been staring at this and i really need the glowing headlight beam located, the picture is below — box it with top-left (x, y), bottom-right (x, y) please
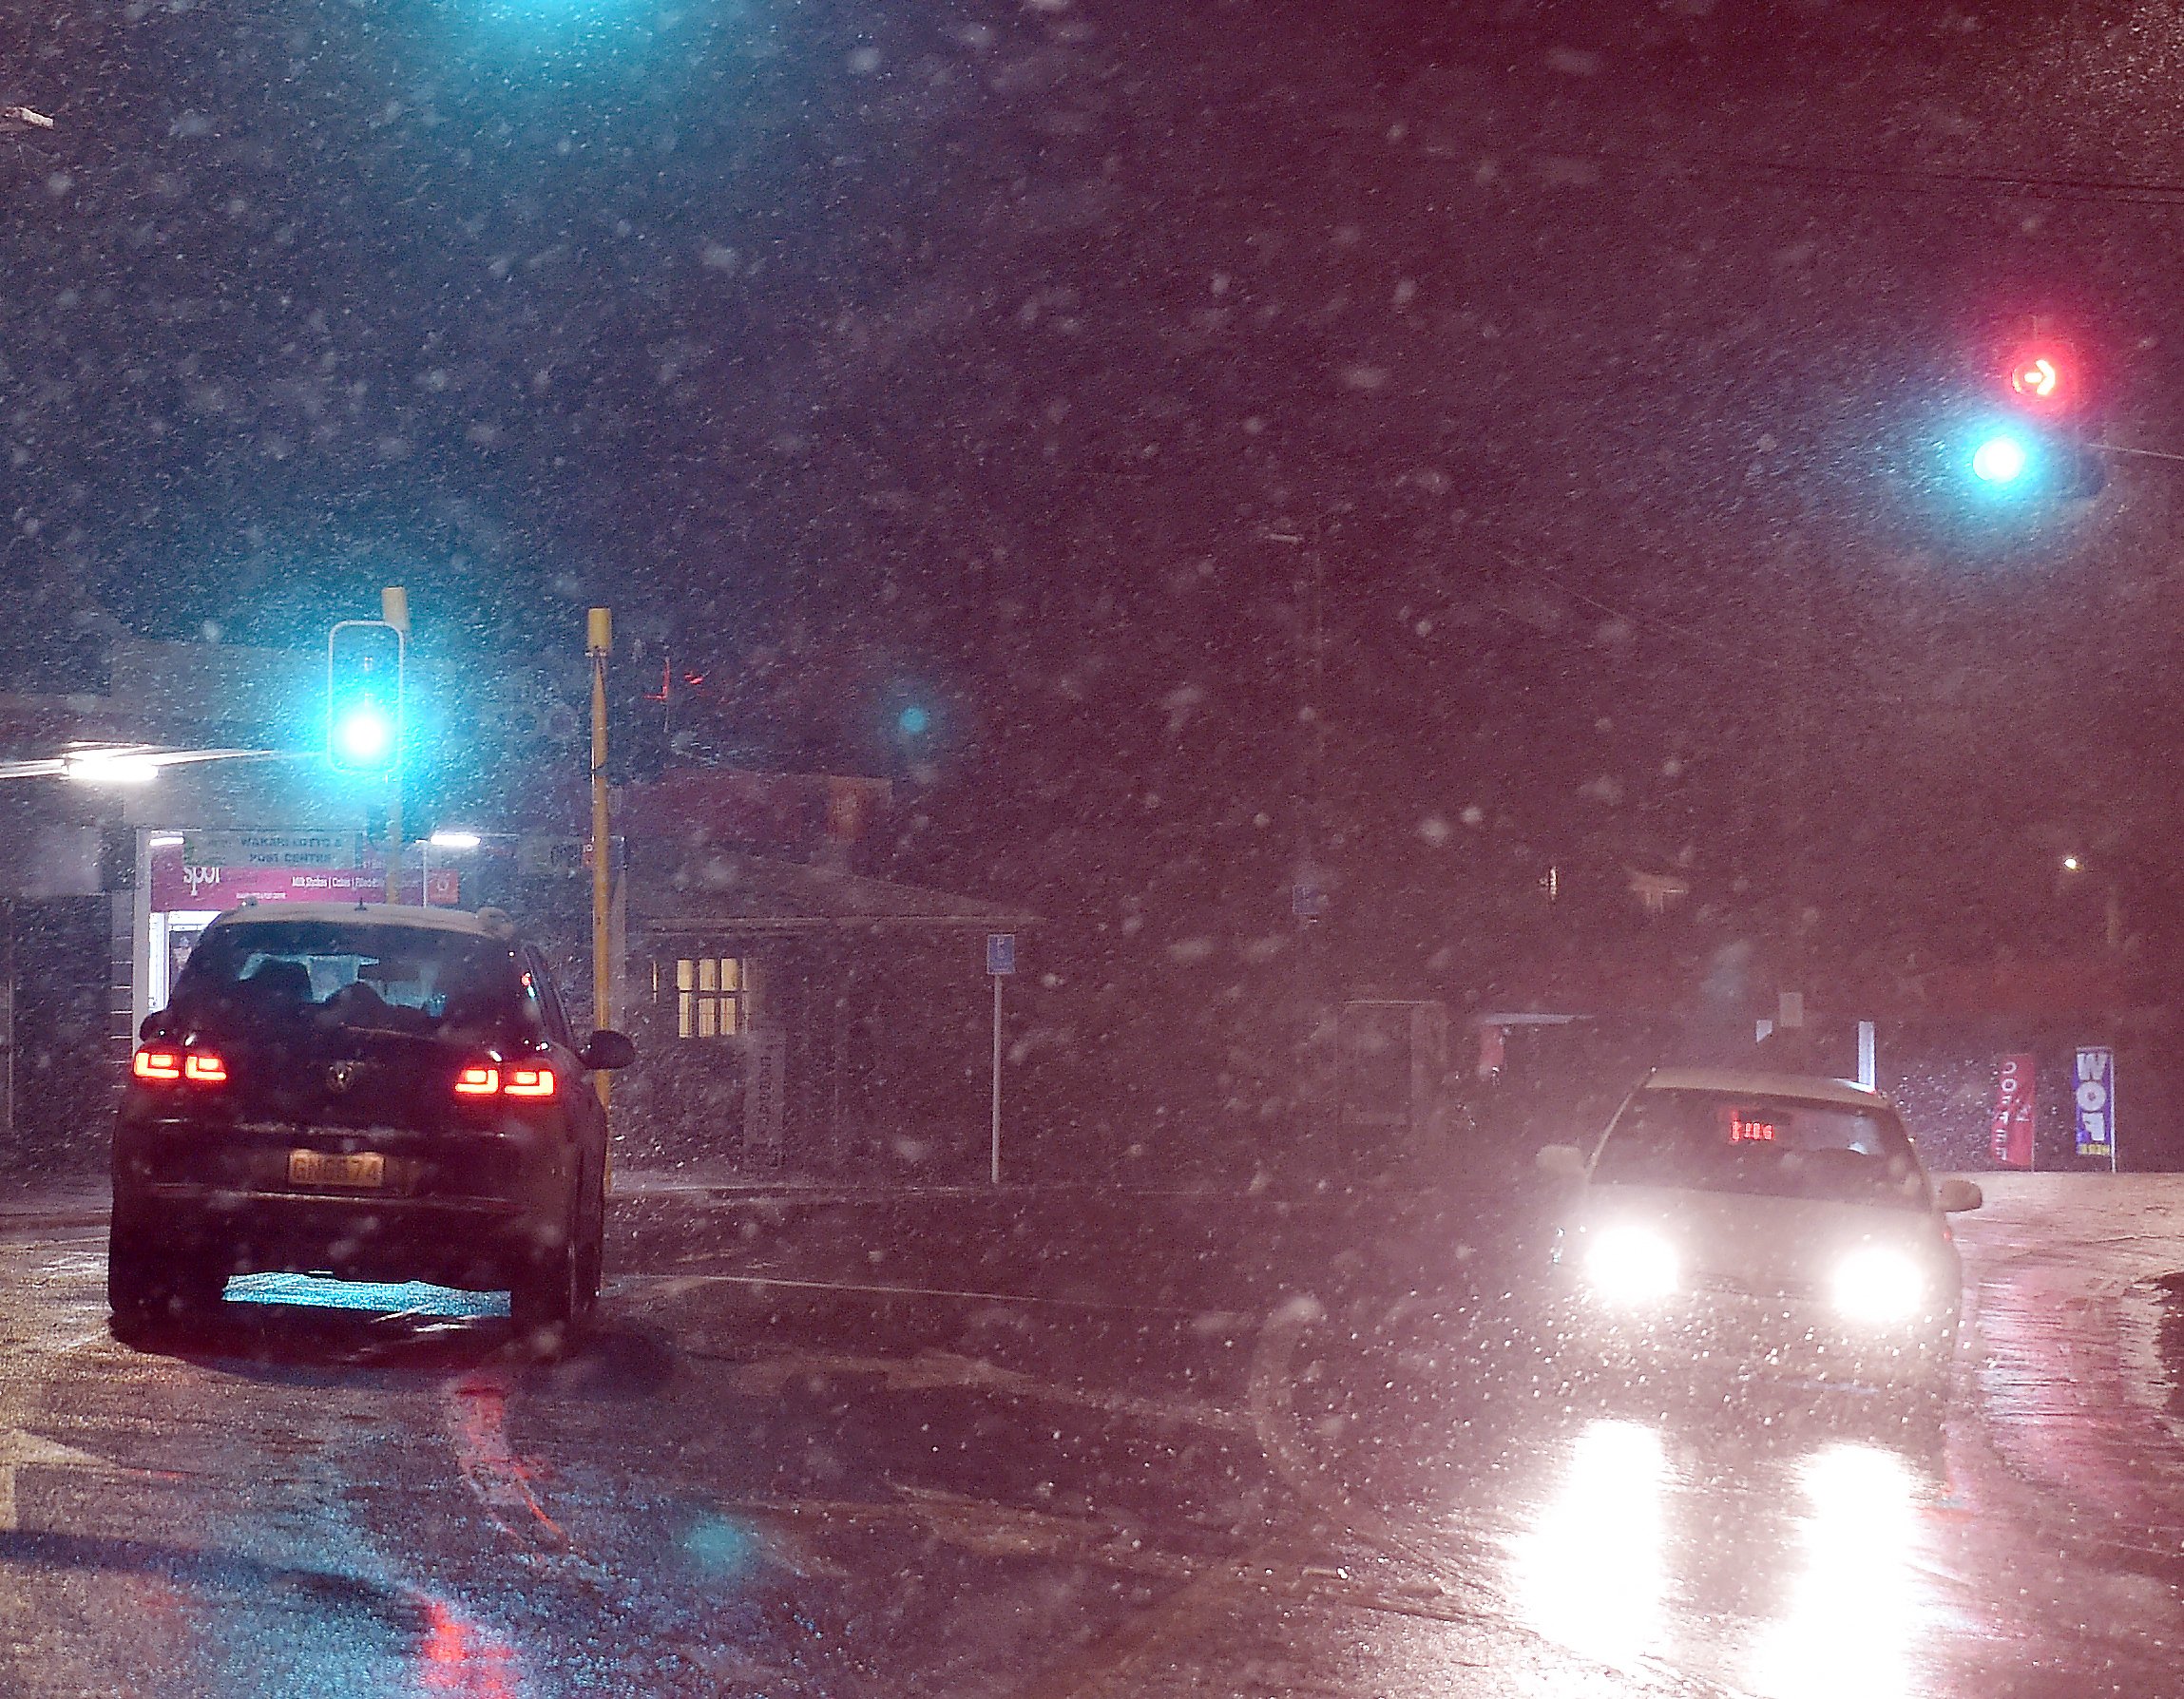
top-left (1831, 1247), bottom-right (1926, 1326)
top-left (1582, 1225), bottom-right (1679, 1305)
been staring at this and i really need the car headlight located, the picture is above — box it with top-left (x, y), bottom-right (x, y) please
top-left (1831, 1248), bottom-right (1926, 1326)
top-left (1582, 1225), bottom-right (1679, 1305)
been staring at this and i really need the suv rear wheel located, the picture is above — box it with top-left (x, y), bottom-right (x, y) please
top-left (575, 1185), bottom-right (603, 1317)
top-left (108, 1228), bottom-right (226, 1340)
top-left (509, 1194), bottom-right (584, 1359)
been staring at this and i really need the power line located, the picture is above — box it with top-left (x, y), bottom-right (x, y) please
top-left (1386, 137), bottom-right (2184, 212)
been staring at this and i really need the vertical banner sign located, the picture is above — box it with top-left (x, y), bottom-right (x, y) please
top-left (1990, 1054), bottom-right (2036, 1170)
top-left (2074, 1047), bottom-right (2116, 1161)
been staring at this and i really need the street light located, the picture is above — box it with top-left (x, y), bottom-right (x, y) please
top-left (63, 754), bottom-right (160, 786)
top-left (429, 830), bottom-right (481, 851)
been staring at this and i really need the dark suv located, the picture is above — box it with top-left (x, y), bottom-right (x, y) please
top-left (111, 903), bottom-right (634, 1353)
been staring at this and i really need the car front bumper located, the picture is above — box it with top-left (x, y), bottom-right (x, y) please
top-left (1546, 1288), bottom-right (1959, 1396)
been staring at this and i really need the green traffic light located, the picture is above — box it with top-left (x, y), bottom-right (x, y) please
top-left (1972, 433), bottom-right (2031, 485)
top-left (334, 701), bottom-right (394, 767)
top-left (327, 619), bottom-right (405, 776)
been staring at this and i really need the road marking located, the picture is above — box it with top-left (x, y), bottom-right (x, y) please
top-left (0, 1427), bottom-right (125, 1531)
top-left (711, 1346), bottom-right (1255, 1434)
top-left (623, 1269), bottom-right (1252, 1325)
top-left (735, 1486), bottom-right (1485, 1625)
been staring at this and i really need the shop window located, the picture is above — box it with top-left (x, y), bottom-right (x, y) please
top-left (672, 956), bottom-right (745, 1040)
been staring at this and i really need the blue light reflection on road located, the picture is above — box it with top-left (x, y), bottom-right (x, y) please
top-left (224, 1274), bottom-right (509, 1318)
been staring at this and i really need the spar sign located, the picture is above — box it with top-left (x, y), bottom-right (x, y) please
top-left (1990, 1054), bottom-right (2036, 1171)
top-left (2074, 1047), bottom-right (2117, 1164)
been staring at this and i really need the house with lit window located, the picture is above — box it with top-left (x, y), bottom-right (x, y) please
top-left (614, 825), bottom-right (1038, 1178)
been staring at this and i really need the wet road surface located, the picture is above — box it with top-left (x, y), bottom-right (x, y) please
top-left (0, 1171), bottom-right (2176, 1694)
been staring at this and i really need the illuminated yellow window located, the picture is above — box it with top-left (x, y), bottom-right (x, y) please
top-left (672, 957), bottom-right (743, 1040)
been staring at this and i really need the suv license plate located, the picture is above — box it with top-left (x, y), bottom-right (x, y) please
top-left (288, 1151), bottom-right (385, 1190)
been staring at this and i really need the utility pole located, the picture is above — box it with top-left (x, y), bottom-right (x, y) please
top-left (381, 587), bottom-right (409, 905)
top-left (588, 608), bottom-right (612, 1112)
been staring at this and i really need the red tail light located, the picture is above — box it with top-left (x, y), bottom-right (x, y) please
top-left (133, 1046), bottom-right (224, 1085)
top-left (453, 1065), bottom-right (500, 1098)
top-left (133, 1048), bottom-right (182, 1082)
top-left (503, 1066), bottom-right (556, 1099)
top-left (453, 1061), bottom-right (555, 1100)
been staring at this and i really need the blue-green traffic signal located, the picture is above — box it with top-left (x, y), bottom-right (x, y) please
top-left (334, 700), bottom-right (395, 766)
top-left (1971, 432), bottom-right (2031, 485)
top-left (327, 619), bottom-right (404, 776)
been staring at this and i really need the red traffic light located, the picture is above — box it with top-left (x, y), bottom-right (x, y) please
top-left (2002, 338), bottom-right (2080, 412)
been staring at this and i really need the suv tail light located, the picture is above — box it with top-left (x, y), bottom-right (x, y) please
top-left (452, 1062), bottom-right (557, 1100)
top-left (503, 1066), bottom-right (556, 1099)
top-left (132, 1048), bottom-right (182, 1081)
top-left (134, 1045), bottom-right (225, 1086)
top-left (453, 1065), bottom-right (500, 1097)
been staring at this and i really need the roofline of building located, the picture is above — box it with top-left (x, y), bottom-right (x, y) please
top-left (641, 914), bottom-right (1042, 933)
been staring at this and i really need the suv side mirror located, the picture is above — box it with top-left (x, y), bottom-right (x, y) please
top-left (580, 1030), bottom-right (636, 1071)
top-left (1935, 1177), bottom-right (1983, 1213)
top-left (1536, 1143), bottom-right (1588, 1183)
top-left (139, 1013), bottom-right (162, 1040)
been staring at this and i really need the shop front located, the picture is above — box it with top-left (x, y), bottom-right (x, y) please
top-left (136, 831), bottom-right (462, 1032)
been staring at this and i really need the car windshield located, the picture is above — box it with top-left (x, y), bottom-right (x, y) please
top-left (169, 922), bottom-right (541, 1043)
top-left (1591, 1089), bottom-right (1928, 1209)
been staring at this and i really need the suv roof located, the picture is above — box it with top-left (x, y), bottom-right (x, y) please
top-left (204, 903), bottom-right (518, 940)
top-left (1641, 1067), bottom-right (1890, 1111)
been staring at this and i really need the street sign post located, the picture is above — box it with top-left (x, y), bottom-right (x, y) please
top-left (987, 933), bottom-right (1015, 1186)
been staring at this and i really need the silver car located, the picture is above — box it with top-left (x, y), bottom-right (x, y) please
top-left (1538, 1068), bottom-right (1984, 1407)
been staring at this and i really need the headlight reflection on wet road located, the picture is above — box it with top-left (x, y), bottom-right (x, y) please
top-left (1505, 1423), bottom-right (1933, 1694)
top-left (1506, 1419), bottom-right (1669, 1671)
top-left (1750, 1443), bottom-right (1924, 1699)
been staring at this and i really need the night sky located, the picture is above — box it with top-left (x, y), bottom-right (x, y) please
top-left (9, 1), bottom-right (2184, 1104)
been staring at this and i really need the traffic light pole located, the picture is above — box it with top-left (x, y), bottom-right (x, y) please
top-left (588, 608), bottom-right (612, 1114)
top-left (381, 588), bottom-right (409, 906)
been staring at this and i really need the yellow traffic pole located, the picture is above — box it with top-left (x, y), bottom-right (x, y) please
top-left (588, 607), bottom-right (612, 1114)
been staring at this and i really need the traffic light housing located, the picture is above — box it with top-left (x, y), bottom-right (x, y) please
top-left (1966, 327), bottom-right (2099, 499)
top-left (327, 620), bottom-right (404, 776)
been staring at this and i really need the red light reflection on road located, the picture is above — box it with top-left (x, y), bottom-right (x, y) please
top-left (415, 1597), bottom-right (521, 1699)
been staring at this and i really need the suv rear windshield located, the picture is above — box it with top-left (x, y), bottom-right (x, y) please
top-left (169, 921), bottom-right (544, 1045)
top-left (1591, 1088), bottom-right (1928, 1210)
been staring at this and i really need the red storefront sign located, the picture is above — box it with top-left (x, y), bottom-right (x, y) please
top-left (1989, 1053), bottom-right (2036, 1171)
top-left (150, 846), bottom-right (457, 911)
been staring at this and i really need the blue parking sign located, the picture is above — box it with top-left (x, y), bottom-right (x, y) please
top-left (987, 932), bottom-right (1016, 976)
